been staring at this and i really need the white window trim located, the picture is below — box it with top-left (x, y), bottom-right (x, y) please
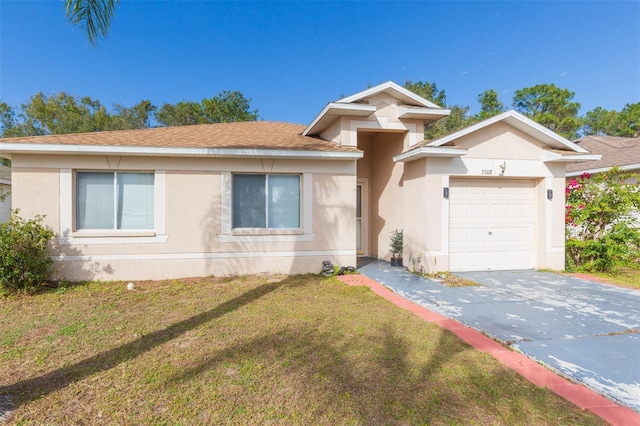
top-left (58, 169), bottom-right (168, 245)
top-left (219, 172), bottom-right (315, 242)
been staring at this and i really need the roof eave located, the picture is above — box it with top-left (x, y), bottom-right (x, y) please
top-left (0, 143), bottom-right (363, 160)
top-left (566, 163), bottom-right (640, 177)
top-left (397, 106), bottom-right (451, 121)
top-left (393, 147), bottom-right (468, 163)
top-left (302, 103), bottom-right (376, 136)
top-left (543, 151), bottom-right (602, 163)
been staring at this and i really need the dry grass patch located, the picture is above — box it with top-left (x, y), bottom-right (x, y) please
top-left (0, 275), bottom-right (605, 425)
top-left (425, 272), bottom-right (480, 287)
top-left (588, 266), bottom-right (640, 289)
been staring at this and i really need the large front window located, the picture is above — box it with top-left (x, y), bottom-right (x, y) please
top-left (76, 171), bottom-right (154, 230)
top-left (232, 174), bottom-right (300, 229)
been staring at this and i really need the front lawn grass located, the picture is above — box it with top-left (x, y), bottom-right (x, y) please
top-left (0, 275), bottom-right (606, 425)
top-left (572, 266), bottom-right (640, 289)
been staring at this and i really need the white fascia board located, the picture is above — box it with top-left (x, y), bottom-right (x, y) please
top-left (427, 110), bottom-right (588, 153)
top-left (393, 147), bottom-right (468, 162)
top-left (397, 107), bottom-right (451, 120)
top-left (302, 102), bottom-right (376, 136)
top-left (566, 163), bottom-right (640, 177)
top-left (0, 142), bottom-right (363, 160)
top-left (542, 150), bottom-right (601, 163)
top-left (0, 179), bottom-right (11, 186)
top-left (338, 81), bottom-right (442, 109)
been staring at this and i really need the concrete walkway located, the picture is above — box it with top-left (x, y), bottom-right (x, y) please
top-left (350, 260), bottom-right (640, 425)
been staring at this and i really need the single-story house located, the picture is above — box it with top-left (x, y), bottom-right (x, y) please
top-left (566, 135), bottom-right (640, 179)
top-left (0, 164), bottom-right (11, 222)
top-left (0, 81), bottom-right (599, 281)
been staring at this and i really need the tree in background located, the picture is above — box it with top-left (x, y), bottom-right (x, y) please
top-left (156, 91), bottom-right (259, 127)
top-left (565, 168), bottom-right (640, 272)
top-left (404, 80), bottom-right (477, 141)
top-left (110, 100), bottom-right (156, 130)
top-left (476, 89), bottom-right (505, 121)
top-left (0, 90), bottom-right (259, 137)
top-left (581, 103), bottom-right (640, 137)
top-left (581, 106), bottom-right (619, 136)
top-left (512, 84), bottom-right (582, 139)
top-left (64, 0), bottom-right (119, 45)
top-left (155, 101), bottom-right (204, 127)
top-left (403, 80), bottom-right (447, 107)
top-left (0, 92), bottom-right (155, 137)
top-left (616, 103), bottom-right (640, 137)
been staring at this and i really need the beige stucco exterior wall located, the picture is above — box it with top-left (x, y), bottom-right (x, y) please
top-left (9, 154), bottom-right (357, 281)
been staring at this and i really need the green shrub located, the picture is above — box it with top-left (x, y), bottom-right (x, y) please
top-left (0, 210), bottom-right (55, 294)
top-left (565, 168), bottom-right (640, 272)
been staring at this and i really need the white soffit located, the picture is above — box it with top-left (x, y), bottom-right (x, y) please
top-left (427, 110), bottom-right (589, 153)
top-left (393, 146), bottom-right (467, 162)
top-left (302, 103), bottom-right (376, 136)
top-left (543, 151), bottom-right (602, 163)
top-left (0, 142), bottom-right (364, 160)
top-left (397, 106), bottom-right (451, 120)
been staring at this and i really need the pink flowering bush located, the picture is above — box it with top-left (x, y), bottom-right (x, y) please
top-left (565, 168), bottom-right (640, 271)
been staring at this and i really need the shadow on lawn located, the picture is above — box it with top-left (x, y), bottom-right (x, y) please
top-left (166, 320), bottom-right (517, 424)
top-left (0, 279), bottom-right (292, 410)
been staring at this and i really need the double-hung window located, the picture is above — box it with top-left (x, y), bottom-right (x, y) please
top-left (76, 171), bottom-right (154, 230)
top-left (232, 174), bottom-right (300, 229)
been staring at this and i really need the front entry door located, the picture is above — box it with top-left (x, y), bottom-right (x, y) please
top-left (356, 180), bottom-right (368, 256)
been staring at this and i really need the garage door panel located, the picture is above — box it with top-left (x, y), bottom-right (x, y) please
top-left (450, 179), bottom-right (535, 271)
top-left (468, 205), bottom-right (489, 220)
top-left (489, 204), bottom-right (511, 219)
top-left (467, 229), bottom-right (490, 244)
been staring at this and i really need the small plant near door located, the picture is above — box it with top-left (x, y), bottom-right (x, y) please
top-left (389, 229), bottom-right (403, 267)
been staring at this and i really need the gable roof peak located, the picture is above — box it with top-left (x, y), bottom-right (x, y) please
top-left (337, 81), bottom-right (443, 109)
top-left (426, 109), bottom-right (589, 153)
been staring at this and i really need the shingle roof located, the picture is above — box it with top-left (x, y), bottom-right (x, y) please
top-left (566, 136), bottom-right (640, 173)
top-left (0, 121), bottom-right (358, 153)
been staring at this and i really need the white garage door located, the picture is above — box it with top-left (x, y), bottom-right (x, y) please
top-left (449, 178), bottom-right (535, 271)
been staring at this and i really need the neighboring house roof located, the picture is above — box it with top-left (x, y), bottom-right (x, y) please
top-left (0, 121), bottom-right (362, 160)
top-left (394, 110), bottom-right (601, 163)
top-left (303, 81), bottom-right (450, 136)
top-left (566, 135), bottom-right (640, 177)
top-left (0, 164), bottom-right (10, 185)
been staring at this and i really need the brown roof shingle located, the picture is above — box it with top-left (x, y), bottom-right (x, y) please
top-left (567, 136), bottom-right (640, 173)
top-left (0, 121), bottom-right (358, 153)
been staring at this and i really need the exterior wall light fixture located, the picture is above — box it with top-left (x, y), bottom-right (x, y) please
top-left (547, 189), bottom-right (553, 200)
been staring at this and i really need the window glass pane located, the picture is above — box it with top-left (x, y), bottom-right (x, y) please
top-left (77, 172), bottom-right (114, 230)
top-left (117, 172), bottom-right (154, 229)
top-left (233, 175), bottom-right (266, 228)
top-left (268, 175), bottom-right (300, 228)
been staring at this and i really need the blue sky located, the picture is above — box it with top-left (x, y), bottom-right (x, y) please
top-left (1, 1), bottom-right (638, 125)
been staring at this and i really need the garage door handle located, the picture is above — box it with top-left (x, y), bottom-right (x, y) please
top-left (488, 231), bottom-right (493, 236)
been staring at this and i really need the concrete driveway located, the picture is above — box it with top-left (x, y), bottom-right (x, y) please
top-left (358, 261), bottom-right (640, 412)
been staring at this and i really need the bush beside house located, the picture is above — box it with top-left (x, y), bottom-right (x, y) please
top-left (565, 167), bottom-right (640, 272)
top-left (0, 210), bottom-right (54, 294)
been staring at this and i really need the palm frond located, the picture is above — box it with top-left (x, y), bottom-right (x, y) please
top-left (63, 0), bottom-right (119, 45)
